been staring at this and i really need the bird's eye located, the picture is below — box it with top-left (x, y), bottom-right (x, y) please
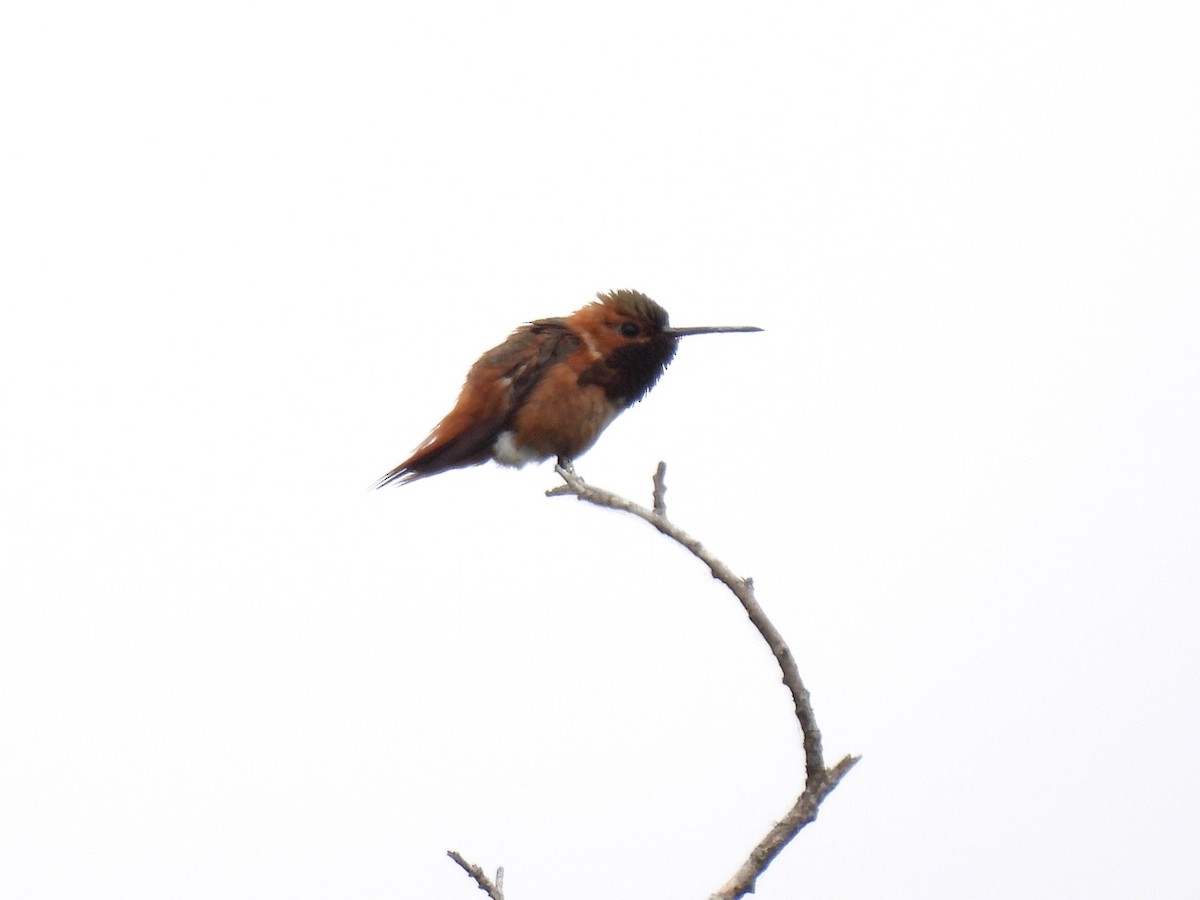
top-left (619, 321), bottom-right (640, 338)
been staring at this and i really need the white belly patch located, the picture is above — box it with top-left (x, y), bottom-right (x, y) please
top-left (492, 431), bottom-right (547, 468)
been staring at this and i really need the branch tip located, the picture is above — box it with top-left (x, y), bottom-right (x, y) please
top-left (447, 850), bottom-right (504, 900)
top-left (652, 461), bottom-right (668, 517)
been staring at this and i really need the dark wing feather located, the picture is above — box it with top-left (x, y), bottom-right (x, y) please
top-left (373, 320), bottom-right (581, 487)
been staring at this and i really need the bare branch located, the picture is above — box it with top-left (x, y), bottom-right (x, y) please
top-left (447, 850), bottom-right (505, 900)
top-left (548, 462), bottom-right (859, 899)
top-left (549, 463), bottom-right (829, 780)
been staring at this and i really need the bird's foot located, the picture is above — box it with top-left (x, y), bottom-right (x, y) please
top-left (555, 456), bottom-right (583, 482)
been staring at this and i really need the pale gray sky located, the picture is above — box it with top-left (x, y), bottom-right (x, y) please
top-left (2, 2), bottom-right (1198, 898)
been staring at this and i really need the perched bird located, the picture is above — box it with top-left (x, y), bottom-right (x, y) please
top-left (374, 289), bottom-right (761, 487)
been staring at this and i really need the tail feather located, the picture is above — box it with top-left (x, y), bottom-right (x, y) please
top-left (371, 467), bottom-right (420, 489)
top-left (372, 417), bottom-right (504, 488)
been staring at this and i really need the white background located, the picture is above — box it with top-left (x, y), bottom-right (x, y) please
top-left (3, 2), bottom-right (1198, 898)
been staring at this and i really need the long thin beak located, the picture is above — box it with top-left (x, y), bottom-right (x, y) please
top-left (665, 325), bottom-right (763, 336)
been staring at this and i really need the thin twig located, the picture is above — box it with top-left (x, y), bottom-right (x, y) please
top-left (548, 462), bottom-right (859, 900)
top-left (447, 850), bottom-right (504, 900)
top-left (652, 460), bottom-right (668, 517)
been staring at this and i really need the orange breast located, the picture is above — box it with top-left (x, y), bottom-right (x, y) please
top-left (508, 355), bottom-right (619, 459)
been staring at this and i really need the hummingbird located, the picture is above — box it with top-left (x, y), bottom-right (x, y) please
top-left (374, 289), bottom-right (761, 487)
